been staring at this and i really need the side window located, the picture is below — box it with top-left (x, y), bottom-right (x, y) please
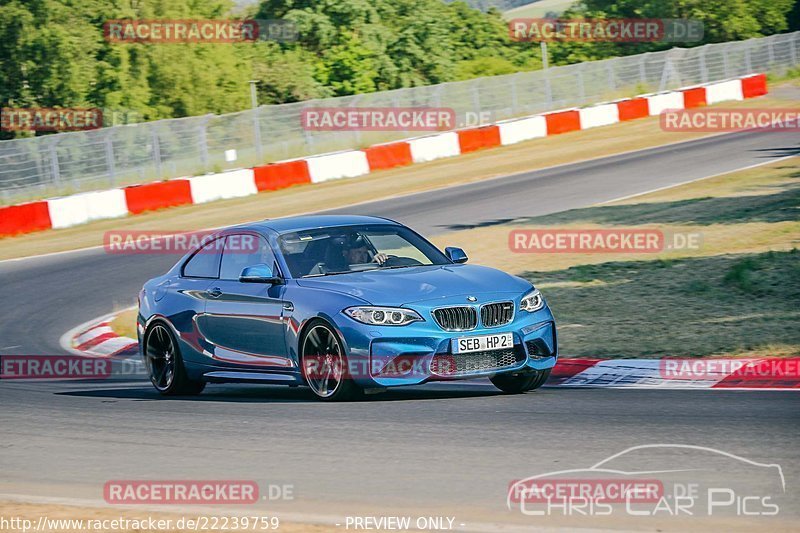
top-left (182, 238), bottom-right (223, 279)
top-left (219, 234), bottom-right (278, 281)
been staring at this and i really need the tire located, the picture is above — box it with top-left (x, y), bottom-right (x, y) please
top-left (143, 322), bottom-right (205, 396)
top-left (490, 368), bottom-right (551, 394)
top-left (300, 320), bottom-right (362, 402)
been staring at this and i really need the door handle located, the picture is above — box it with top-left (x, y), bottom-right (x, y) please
top-left (207, 287), bottom-right (223, 298)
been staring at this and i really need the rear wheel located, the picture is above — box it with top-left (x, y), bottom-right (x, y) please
top-left (300, 321), bottom-right (362, 401)
top-left (490, 368), bottom-right (550, 394)
top-left (144, 322), bottom-right (205, 396)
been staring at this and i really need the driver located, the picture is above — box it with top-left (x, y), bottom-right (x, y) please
top-left (340, 234), bottom-right (388, 268)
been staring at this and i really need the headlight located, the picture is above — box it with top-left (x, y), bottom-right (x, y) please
top-left (344, 306), bottom-right (423, 326)
top-left (520, 289), bottom-right (545, 312)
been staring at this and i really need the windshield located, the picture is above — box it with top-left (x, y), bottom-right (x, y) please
top-left (278, 224), bottom-right (450, 278)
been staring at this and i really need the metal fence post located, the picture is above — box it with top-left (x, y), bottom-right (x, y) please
top-left (544, 69), bottom-right (553, 108)
top-left (198, 115), bottom-right (211, 172)
top-left (745, 46), bottom-right (753, 73)
top-left (767, 39), bottom-right (775, 68)
top-left (658, 55), bottom-right (671, 92)
top-left (577, 64), bottom-right (585, 102)
top-left (151, 125), bottom-right (162, 178)
top-left (48, 139), bottom-right (61, 186)
top-left (511, 73), bottom-right (519, 115)
top-left (104, 131), bottom-right (116, 186)
top-left (606, 62), bottom-right (615, 90)
top-left (639, 53), bottom-right (647, 86)
top-left (699, 47), bottom-right (708, 83)
top-left (791, 34), bottom-right (799, 67)
top-left (252, 107), bottom-right (264, 162)
top-left (471, 82), bottom-right (481, 119)
top-left (722, 44), bottom-right (730, 78)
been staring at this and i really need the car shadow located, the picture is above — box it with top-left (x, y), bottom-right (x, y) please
top-left (56, 381), bottom-right (506, 403)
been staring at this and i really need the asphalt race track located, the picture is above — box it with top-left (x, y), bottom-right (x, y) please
top-left (1, 129), bottom-right (799, 528)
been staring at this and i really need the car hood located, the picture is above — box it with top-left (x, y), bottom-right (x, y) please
top-left (295, 264), bottom-right (532, 306)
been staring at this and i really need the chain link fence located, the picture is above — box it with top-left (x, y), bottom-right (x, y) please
top-left (1, 31), bottom-right (798, 204)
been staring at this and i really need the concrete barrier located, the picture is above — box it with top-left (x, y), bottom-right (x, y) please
top-left (364, 142), bottom-right (413, 171)
top-left (705, 79), bottom-right (744, 104)
top-left (0, 202), bottom-right (52, 236)
top-left (457, 125), bottom-right (502, 153)
top-left (578, 103), bottom-right (619, 129)
top-left (124, 180), bottom-right (193, 215)
top-left (306, 150), bottom-right (371, 183)
top-left (409, 132), bottom-right (461, 163)
top-left (617, 98), bottom-right (650, 121)
top-left (682, 87), bottom-right (707, 109)
top-left (254, 160), bottom-right (311, 191)
top-left (47, 195), bottom-right (91, 229)
top-left (83, 189), bottom-right (128, 221)
top-left (498, 116), bottom-right (547, 145)
top-left (646, 91), bottom-right (684, 116)
top-left (189, 169), bottom-right (257, 204)
top-left (741, 74), bottom-right (768, 98)
top-left (545, 110), bottom-right (581, 135)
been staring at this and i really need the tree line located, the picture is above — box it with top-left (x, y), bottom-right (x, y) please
top-left (0, 0), bottom-right (796, 139)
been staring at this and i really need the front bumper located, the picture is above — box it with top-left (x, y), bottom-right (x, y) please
top-left (334, 306), bottom-right (557, 389)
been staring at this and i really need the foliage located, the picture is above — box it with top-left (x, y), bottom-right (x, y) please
top-left (0, 0), bottom-right (796, 139)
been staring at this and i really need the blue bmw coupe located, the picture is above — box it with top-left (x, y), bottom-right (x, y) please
top-left (137, 215), bottom-right (557, 400)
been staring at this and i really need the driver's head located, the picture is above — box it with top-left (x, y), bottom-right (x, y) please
top-left (342, 234), bottom-right (371, 264)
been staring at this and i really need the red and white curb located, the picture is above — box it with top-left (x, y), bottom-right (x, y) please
top-left (550, 358), bottom-right (800, 390)
top-left (60, 308), bottom-right (138, 359)
top-left (62, 310), bottom-right (799, 389)
top-left (1, 74), bottom-right (768, 238)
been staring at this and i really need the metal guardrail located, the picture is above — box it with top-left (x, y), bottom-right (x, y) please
top-left (1, 31), bottom-right (798, 204)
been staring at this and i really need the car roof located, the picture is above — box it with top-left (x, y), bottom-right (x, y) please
top-left (247, 214), bottom-right (401, 234)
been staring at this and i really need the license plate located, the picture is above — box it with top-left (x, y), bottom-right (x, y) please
top-left (453, 332), bottom-right (513, 354)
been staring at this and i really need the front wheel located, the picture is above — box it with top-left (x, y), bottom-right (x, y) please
top-left (490, 368), bottom-right (551, 394)
top-left (300, 321), bottom-right (362, 401)
top-left (143, 322), bottom-right (205, 396)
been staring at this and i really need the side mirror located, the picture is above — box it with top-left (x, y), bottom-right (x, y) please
top-left (445, 247), bottom-right (468, 264)
top-left (239, 264), bottom-right (281, 284)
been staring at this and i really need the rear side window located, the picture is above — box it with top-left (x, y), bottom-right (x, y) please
top-left (219, 234), bottom-right (278, 280)
top-left (182, 238), bottom-right (223, 279)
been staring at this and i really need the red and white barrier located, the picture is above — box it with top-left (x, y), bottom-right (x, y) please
top-left (705, 79), bottom-right (745, 105)
top-left (645, 91), bottom-right (685, 116)
top-left (0, 74), bottom-right (768, 238)
top-left (498, 115), bottom-right (547, 145)
top-left (188, 169), bottom-right (257, 204)
top-left (409, 132), bottom-right (461, 163)
top-left (306, 150), bottom-right (370, 183)
top-left (578, 103), bottom-right (619, 129)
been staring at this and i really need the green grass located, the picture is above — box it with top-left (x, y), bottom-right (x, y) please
top-left (511, 165), bottom-right (800, 358)
top-left (525, 249), bottom-right (800, 358)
